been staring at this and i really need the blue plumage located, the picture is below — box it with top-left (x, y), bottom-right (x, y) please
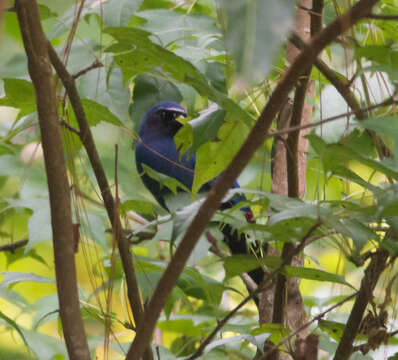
top-left (136, 101), bottom-right (197, 209)
top-left (135, 101), bottom-right (263, 284)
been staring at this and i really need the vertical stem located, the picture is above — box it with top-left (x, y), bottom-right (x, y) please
top-left (15, 1), bottom-right (89, 359)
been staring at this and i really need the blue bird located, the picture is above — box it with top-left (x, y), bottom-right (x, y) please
top-left (135, 101), bottom-right (263, 284)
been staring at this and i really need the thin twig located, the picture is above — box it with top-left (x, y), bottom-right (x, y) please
top-left (266, 96), bottom-right (397, 141)
top-left (61, 120), bottom-right (81, 136)
top-left (0, 239), bottom-right (28, 252)
top-left (258, 292), bottom-right (359, 360)
top-left (73, 60), bottom-right (103, 79)
top-left (367, 13), bottom-right (398, 20)
top-left (187, 221), bottom-right (323, 360)
top-left (333, 249), bottom-right (390, 360)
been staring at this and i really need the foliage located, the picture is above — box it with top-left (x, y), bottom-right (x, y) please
top-left (0, 0), bottom-right (398, 359)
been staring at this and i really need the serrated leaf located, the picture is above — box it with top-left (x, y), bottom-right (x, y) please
top-left (137, 9), bottom-right (219, 47)
top-left (141, 163), bottom-right (191, 197)
top-left (101, 0), bottom-right (143, 27)
top-left (104, 27), bottom-right (252, 126)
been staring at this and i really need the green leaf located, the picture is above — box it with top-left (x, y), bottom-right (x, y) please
top-left (81, 98), bottom-right (122, 126)
top-left (308, 134), bottom-right (398, 179)
top-left (101, 0), bottom-right (143, 27)
top-left (269, 202), bottom-right (330, 224)
top-left (157, 318), bottom-right (202, 337)
top-left (250, 323), bottom-right (290, 344)
top-left (355, 45), bottom-right (398, 66)
top-left (141, 163), bottom-right (191, 196)
top-left (361, 116), bottom-right (398, 141)
top-left (332, 165), bottom-right (378, 192)
top-left (180, 104), bottom-right (226, 157)
top-left (177, 267), bottom-right (225, 305)
top-left (0, 310), bottom-right (29, 349)
top-left (120, 198), bottom-right (154, 215)
top-left (361, 116), bottom-right (398, 166)
top-left (319, 319), bottom-right (346, 341)
top-left (282, 266), bottom-right (353, 288)
top-left (0, 79), bottom-right (36, 118)
top-left (220, 0), bottom-right (295, 86)
top-left (193, 120), bottom-right (248, 194)
top-left (325, 217), bottom-right (377, 253)
top-left (137, 9), bottom-right (220, 47)
top-left (223, 254), bottom-right (281, 279)
top-left (0, 143), bottom-right (16, 156)
top-left (104, 27), bottom-right (253, 126)
top-left (37, 4), bottom-right (58, 20)
top-left (21, 328), bottom-right (67, 360)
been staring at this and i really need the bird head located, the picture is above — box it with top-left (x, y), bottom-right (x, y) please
top-left (139, 101), bottom-right (187, 140)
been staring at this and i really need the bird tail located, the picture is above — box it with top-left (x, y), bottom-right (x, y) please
top-left (221, 222), bottom-right (265, 285)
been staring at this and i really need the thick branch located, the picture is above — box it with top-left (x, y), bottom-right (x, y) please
top-left (127, 2), bottom-right (380, 358)
top-left (15, 1), bottom-right (90, 359)
top-left (333, 249), bottom-right (389, 360)
top-left (270, 2), bottom-right (317, 358)
top-left (47, 45), bottom-right (144, 327)
top-left (290, 33), bottom-right (364, 118)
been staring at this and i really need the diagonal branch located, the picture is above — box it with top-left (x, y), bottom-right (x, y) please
top-left (333, 249), bottom-right (389, 360)
top-left (126, 1), bottom-right (381, 359)
top-left (290, 32), bottom-right (392, 158)
top-left (14, 1), bottom-right (90, 358)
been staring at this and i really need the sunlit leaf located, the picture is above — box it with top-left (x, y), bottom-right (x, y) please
top-left (0, 272), bottom-right (55, 288)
